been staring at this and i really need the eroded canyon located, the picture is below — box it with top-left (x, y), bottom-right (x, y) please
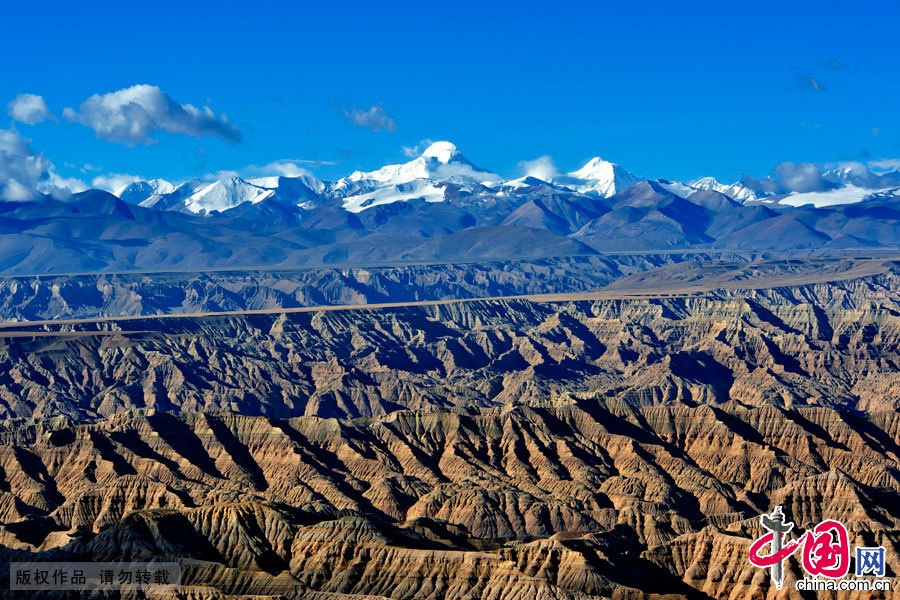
top-left (1, 263), bottom-right (900, 598)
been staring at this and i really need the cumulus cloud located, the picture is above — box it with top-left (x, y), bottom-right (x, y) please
top-left (46, 172), bottom-right (87, 197)
top-left (7, 93), bottom-right (55, 125)
top-left (203, 158), bottom-right (337, 182)
top-left (343, 105), bottom-right (396, 132)
top-left (518, 155), bottom-right (560, 181)
top-left (3, 178), bottom-right (37, 201)
top-left (254, 160), bottom-right (315, 177)
top-left (0, 128), bottom-right (84, 201)
top-left (773, 161), bottom-right (832, 192)
top-left (742, 158), bottom-right (900, 197)
top-left (0, 128), bottom-right (51, 201)
top-left (739, 173), bottom-right (782, 196)
top-left (869, 158), bottom-right (900, 173)
top-left (91, 173), bottom-right (143, 193)
top-left (63, 84), bottom-right (242, 145)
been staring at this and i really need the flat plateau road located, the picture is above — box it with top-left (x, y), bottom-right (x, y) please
top-left (0, 255), bottom-right (897, 335)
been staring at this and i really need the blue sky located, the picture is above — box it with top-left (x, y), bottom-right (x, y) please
top-left (2, 0), bottom-right (899, 188)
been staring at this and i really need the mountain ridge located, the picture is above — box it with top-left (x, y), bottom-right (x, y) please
top-left (3, 141), bottom-right (900, 276)
top-left (104, 141), bottom-right (900, 217)
top-left (3, 179), bottom-right (900, 276)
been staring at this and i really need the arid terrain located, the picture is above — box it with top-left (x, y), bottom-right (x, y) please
top-left (5, 3), bottom-right (900, 597)
top-left (1, 259), bottom-right (899, 598)
top-left (0, 253), bottom-right (756, 323)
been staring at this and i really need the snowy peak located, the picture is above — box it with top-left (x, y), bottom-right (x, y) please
top-left (335, 141), bottom-right (499, 207)
top-left (331, 141), bottom-right (505, 213)
top-left (181, 177), bottom-right (274, 214)
top-left (690, 177), bottom-right (761, 203)
top-left (655, 179), bottom-right (698, 198)
top-left (820, 162), bottom-right (900, 189)
top-left (115, 179), bottom-right (176, 206)
top-left (120, 174), bottom-right (329, 214)
top-left (717, 182), bottom-right (760, 203)
top-left (563, 157), bottom-right (643, 198)
top-left (569, 157), bottom-right (616, 180)
top-left (247, 174), bottom-right (328, 199)
top-left (101, 146), bottom-right (900, 219)
top-left (690, 177), bottom-right (726, 191)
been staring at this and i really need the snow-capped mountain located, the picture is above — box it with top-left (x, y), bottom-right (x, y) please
top-left (823, 163), bottom-right (871, 187)
top-left (342, 179), bottom-right (446, 213)
top-left (136, 179), bottom-right (209, 211)
top-left (334, 141), bottom-right (501, 213)
top-left (175, 177), bottom-right (275, 214)
top-left (126, 174), bottom-right (328, 215)
top-left (503, 157), bottom-right (643, 198)
top-left (247, 174), bottom-right (327, 208)
top-left (104, 141), bottom-right (900, 218)
top-left (563, 157), bottom-right (643, 198)
top-left (336, 142), bottom-right (498, 191)
top-left (656, 179), bottom-right (699, 199)
top-left (115, 178), bottom-right (176, 206)
top-left (8, 143), bottom-right (900, 275)
top-left (821, 163), bottom-right (900, 190)
top-left (247, 174), bottom-right (326, 196)
top-left (689, 177), bottom-right (761, 203)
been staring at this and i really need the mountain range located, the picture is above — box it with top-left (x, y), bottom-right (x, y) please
top-left (116, 141), bottom-right (900, 214)
top-left (4, 142), bottom-right (900, 600)
top-left (2, 141), bottom-right (900, 275)
top-left (118, 141), bottom-right (755, 214)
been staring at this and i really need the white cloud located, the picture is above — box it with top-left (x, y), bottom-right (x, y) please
top-left (7, 93), bottom-right (55, 125)
top-left (257, 160), bottom-right (313, 177)
top-left (343, 105), bottom-right (396, 132)
top-left (45, 172), bottom-right (87, 197)
top-left (204, 169), bottom-right (240, 180)
top-left (202, 158), bottom-right (337, 182)
top-left (2, 178), bottom-right (37, 201)
top-left (823, 160), bottom-right (869, 174)
top-left (64, 84), bottom-right (242, 145)
top-left (773, 161), bottom-right (829, 192)
top-left (0, 128), bottom-right (50, 201)
top-left (518, 155), bottom-right (560, 181)
top-left (91, 173), bottom-right (142, 193)
top-left (868, 158), bottom-right (900, 173)
top-left (0, 128), bottom-right (84, 201)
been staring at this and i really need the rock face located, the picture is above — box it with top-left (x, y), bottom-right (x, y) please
top-left (0, 253), bottom-right (759, 323)
top-left (0, 401), bottom-right (898, 598)
top-left (2, 270), bottom-right (900, 598)
top-left (3, 269), bottom-right (900, 420)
